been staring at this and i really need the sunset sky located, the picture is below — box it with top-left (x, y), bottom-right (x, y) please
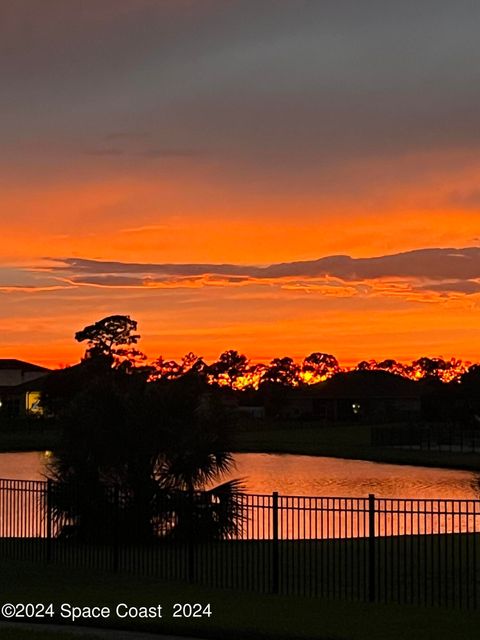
top-left (2, 1), bottom-right (480, 368)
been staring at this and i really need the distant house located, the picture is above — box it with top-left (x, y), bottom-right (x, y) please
top-left (236, 405), bottom-right (266, 420)
top-left (283, 370), bottom-right (422, 423)
top-left (0, 359), bottom-right (50, 417)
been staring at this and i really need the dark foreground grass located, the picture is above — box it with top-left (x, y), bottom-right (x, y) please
top-left (0, 428), bottom-right (60, 454)
top-left (232, 422), bottom-right (480, 471)
top-left (2, 554), bottom-right (480, 640)
top-left (0, 631), bottom-right (104, 640)
top-left (3, 533), bottom-right (479, 606)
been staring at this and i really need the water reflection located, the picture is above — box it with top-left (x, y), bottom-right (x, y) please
top-left (226, 453), bottom-right (480, 500)
top-left (0, 451), bottom-right (48, 481)
top-left (0, 451), bottom-right (479, 500)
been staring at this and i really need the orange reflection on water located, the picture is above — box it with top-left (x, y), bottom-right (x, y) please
top-left (226, 454), bottom-right (480, 500)
top-left (0, 452), bottom-right (478, 500)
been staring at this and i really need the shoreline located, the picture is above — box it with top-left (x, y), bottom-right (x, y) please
top-left (1, 424), bottom-right (480, 474)
top-left (231, 422), bottom-right (480, 473)
top-left (1, 444), bottom-right (479, 476)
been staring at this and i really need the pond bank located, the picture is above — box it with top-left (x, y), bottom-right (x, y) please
top-left (0, 428), bottom-right (60, 454)
top-left (232, 424), bottom-right (480, 472)
top-left (2, 423), bottom-right (480, 473)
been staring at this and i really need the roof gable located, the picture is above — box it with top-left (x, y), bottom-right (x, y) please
top-left (306, 370), bottom-right (420, 399)
top-left (0, 359), bottom-right (50, 372)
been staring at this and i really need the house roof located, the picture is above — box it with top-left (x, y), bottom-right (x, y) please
top-left (0, 359), bottom-right (50, 373)
top-left (303, 370), bottom-right (420, 399)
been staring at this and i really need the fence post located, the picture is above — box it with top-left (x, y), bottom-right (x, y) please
top-left (187, 491), bottom-right (195, 583)
top-left (112, 485), bottom-right (119, 572)
top-left (46, 479), bottom-right (52, 563)
top-left (272, 491), bottom-right (279, 594)
top-left (368, 493), bottom-right (376, 603)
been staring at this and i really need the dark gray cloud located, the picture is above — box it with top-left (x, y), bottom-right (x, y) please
top-left (52, 247), bottom-right (480, 284)
top-left (6, 247), bottom-right (480, 301)
top-left (415, 280), bottom-right (480, 295)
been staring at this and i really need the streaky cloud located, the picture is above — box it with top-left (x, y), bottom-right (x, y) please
top-left (51, 247), bottom-right (480, 282)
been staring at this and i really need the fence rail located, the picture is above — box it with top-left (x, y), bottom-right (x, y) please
top-left (1, 478), bottom-right (479, 608)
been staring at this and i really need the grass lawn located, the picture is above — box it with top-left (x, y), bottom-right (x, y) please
top-left (2, 550), bottom-right (480, 640)
top-left (0, 631), bottom-right (104, 640)
top-left (232, 421), bottom-right (480, 471)
top-left (3, 533), bottom-right (479, 606)
top-left (0, 428), bottom-right (60, 454)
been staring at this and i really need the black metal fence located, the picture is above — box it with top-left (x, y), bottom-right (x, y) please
top-left (1, 478), bottom-right (480, 608)
top-left (372, 424), bottom-right (480, 453)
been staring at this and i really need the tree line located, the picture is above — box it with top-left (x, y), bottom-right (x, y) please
top-left (73, 315), bottom-right (475, 387)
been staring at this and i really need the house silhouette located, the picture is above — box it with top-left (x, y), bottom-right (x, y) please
top-left (0, 359), bottom-right (50, 417)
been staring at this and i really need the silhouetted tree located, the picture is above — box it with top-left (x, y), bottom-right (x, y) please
top-left (462, 364), bottom-right (480, 385)
top-left (180, 352), bottom-right (206, 376)
top-left (377, 359), bottom-right (397, 370)
top-left (208, 350), bottom-right (249, 387)
top-left (376, 359), bottom-right (410, 378)
top-left (412, 357), bottom-right (447, 381)
top-left (262, 357), bottom-right (300, 386)
top-left (302, 352), bottom-right (339, 380)
top-left (244, 362), bottom-right (268, 389)
top-left (356, 360), bottom-right (376, 371)
top-left (75, 315), bottom-right (144, 369)
top-left (150, 357), bottom-right (182, 381)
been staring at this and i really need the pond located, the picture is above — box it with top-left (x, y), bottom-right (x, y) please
top-left (0, 450), bottom-right (478, 500)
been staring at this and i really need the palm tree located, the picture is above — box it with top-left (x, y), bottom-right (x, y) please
top-left (46, 369), bottom-right (244, 543)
